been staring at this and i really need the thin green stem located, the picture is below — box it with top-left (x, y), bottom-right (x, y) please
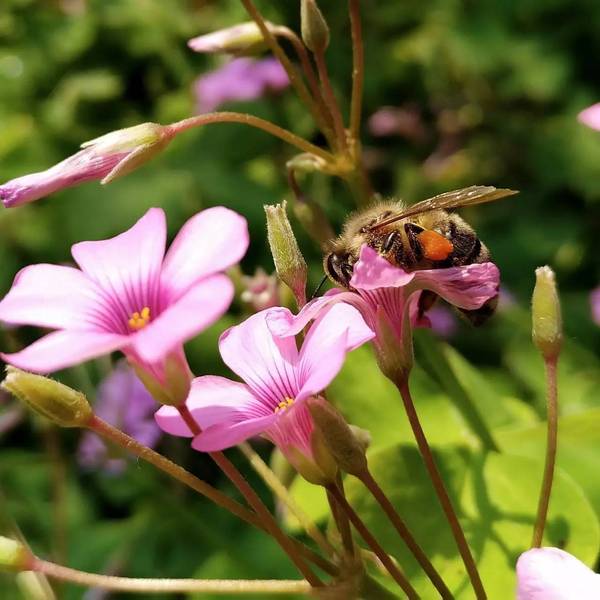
top-left (531, 356), bottom-right (559, 548)
top-left (314, 50), bottom-right (347, 151)
top-left (326, 484), bottom-right (419, 599)
top-left (396, 380), bottom-right (486, 599)
top-left (326, 485), bottom-right (354, 558)
top-left (88, 415), bottom-right (336, 578)
top-left (240, 0), bottom-right (333, 138)
top-left (348, 0), bottom-right (364, 142)
top-left (168, 113), bottom-right (335, 163)
top-left (359, 468), bottom-right (453, 599)
top-left (238, 442), bottom-right (337, 558)
top-left (30, 556), bottom-right (311, 595)
top-left (176, 405), bottom-right (323, 587)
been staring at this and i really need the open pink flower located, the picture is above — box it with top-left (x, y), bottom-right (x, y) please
top-left (0, 207), bottom-right (248, 403)
top-left (270, 246), bottom-right (499, 378)
top-left (516, 547), bottom-right (600, 599)
top-left (578, 103), bottom-right (600, 131)
top-left (0, 123), bottom-right (172, 208)
top-left (156, 303), bottom-right (374, 482)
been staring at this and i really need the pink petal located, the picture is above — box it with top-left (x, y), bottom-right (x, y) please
top-left (296, 303), bottom-right (375, 400)
top-left (411, 262), bottom-right (500, 310)
top-left (591, 286), bottom-right (600, 326)
top-left (0, 264), bottom-right (101, 329)
top-left (192, 413), bottom-right (278, 452)
top-left (578, 103), bottom-right (600, 131)
top-left (155, 375), bottom-right (258, 438)
top-left (131, 275), bottom-right (234, 364)
top-left (516, 547), bottom-right (600, 600)
top-left (350, 246), bottom-right (415, 290)
top-left (1, 330), bottom-right (127, 373)
top-left (161, 207), bottom-right (249, 301)
top-left (219, 310), bottom-right (299, 406)
top-left (71, 208), bottom-right (166, 328)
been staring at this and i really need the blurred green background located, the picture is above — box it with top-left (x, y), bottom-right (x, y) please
top-left (1, 0), bottom-right (600, 598)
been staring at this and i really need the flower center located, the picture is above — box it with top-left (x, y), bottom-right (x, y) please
top-left (128, 306), bottom-right (151, 331)
top-left (274, 397), bottom-right (295, 413)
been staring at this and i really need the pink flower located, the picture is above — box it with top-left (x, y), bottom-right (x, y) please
top-left (0, 207), bottom-right (249, 404)
top-left (155, 303), bottom-right (374, 482)
top-left (578, 103), bottom-right (600, 131)
top-left (516, 547), bottom-right (600, 599)
top-left (194, 57), bottom-right (289, 114)
top-left (0, 123), bottom-right (172, 208)
top-left (272, 246), bottom-right (499, 379)
top-left (591, 286), bottom-right (600, 326)
top-left (241, 267), bottom-right (280, 312)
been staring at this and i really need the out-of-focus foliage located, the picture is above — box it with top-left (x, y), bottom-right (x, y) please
top-left (1, 0), bottom-right (600, 598)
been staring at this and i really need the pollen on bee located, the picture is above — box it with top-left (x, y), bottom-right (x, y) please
top-left (274, 397), bottom-right (295, 413)
top-left (128, 306), bottom-right (151, 331)
top-left (417, 230), bottom-right (454, 261)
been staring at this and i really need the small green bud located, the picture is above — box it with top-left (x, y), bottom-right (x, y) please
top-left (308, 397), bottom-right (368, 477)
top-left (188, 22), bottom-right (285, 56)
top-left (265, 201), bottom-right (308, 306)
top-left (301, 0), bottom-right (330, 53)
top-left (532, 266), bottom-right (563, 360)
top-left (2, 367), bottom-right (92, 428)
top-left (0, 537), bottom-right (29, 572)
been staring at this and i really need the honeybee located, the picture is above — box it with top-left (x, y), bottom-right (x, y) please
top-left (323, 185), bottom-right (517, 325)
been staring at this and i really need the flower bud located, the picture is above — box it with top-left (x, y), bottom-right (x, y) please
top-left (265, 201), bottom-right (308, 306)
top-left (532, 266), bottom-right (563, 360)
top-left (241, 268), bottom-right (281, 312)
top-left (188, 22), bottom-right (284, 56)
top-left (373, 306), bottom-right (413, 384)
top-left (301, 0), bottom-right (330, 53)
top-left (308, 397), bottom-right (368, 477)
top-left (0, 537), bottom-right (29, 572)
top-left (1, 367), bottom-right (92, 428)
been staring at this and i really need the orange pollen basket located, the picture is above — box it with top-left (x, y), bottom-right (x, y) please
top-left (417, 230), bottom-right (454, 261)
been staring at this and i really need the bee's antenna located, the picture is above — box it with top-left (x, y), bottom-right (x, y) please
top-left (311, 275), bottom-right (328, 300)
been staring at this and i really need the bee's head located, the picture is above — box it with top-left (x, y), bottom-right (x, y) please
top-left (323, 251), bottom-right (354, 289)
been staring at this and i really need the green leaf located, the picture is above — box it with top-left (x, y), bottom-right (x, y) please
top-left (345, 445), bottom-right (599, 598)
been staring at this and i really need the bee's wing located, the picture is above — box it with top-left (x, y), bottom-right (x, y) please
top-left (369, 185), bottom-right (518, 230)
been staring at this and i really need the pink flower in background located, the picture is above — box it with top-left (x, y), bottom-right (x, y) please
top-left (516, 547), bottom-right (600, 599)
top-left (0, 206), bottom-right (248, 403)
top-left (241, 267), bottom-right (280, 312)
top-left (368, 105), bottom-right (426, 141)
top-left (0, 123), bottom-right (172, 208)
top-left (78, 362), bottom-right (161, 473)
top-left (274, 246), bottom-right (499, 376)
top-left (591, 286), bottom-right (600, 325)
top-left (194, 57), bottom-right (289, 114)
top-left (578, 103), bottom-right (600, 131)
top-left (426, 305), bottom-right (458, 338)
top-left (156, 303), bottom-right (373, 481)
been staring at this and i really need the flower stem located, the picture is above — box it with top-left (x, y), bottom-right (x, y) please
top-left (176, 405), bottom-right (323, 587)
top-left (326, 484), bottom-right (419, 599)
top-left (240, 0), bottom-right (333, 138)
top-left (238, 442), bottom-right (337, 558)
top-left (30, 556), bottom-right (311, 595)
top-left (358, 468), bottom-right (453, 599)
top-left (531, 356), bottom-right (559, 548)
top-left (168, 112), bottom-right (335, 163)
top-left (396, 379), bottom-right (486, 599)
top-left (348, 0), bottom-right (364, 143)
top-left (325, 474), bottom-right (355, 558)
top-left (88, 415), bottom-right (336, 577)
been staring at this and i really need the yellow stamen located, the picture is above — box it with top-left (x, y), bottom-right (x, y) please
top-left (274, 397), bottom-right (295, 413)
top-left (128, 306), bottom-right (151, 331)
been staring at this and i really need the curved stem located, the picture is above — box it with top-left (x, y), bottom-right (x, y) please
top-left (531, 356), bottom-right (559, 547)
top-left (240, 0), bottom-right (332, 137)
top-left (396, 380), bottom-right (486, 599)
top-left (168, 112), bottom-right (334, 163)
top-left (348, 0), bottom-right (364, 142)
top-left (359, 468), bottom-right (453, 599)
top-left (326, 484), bottom-right (419, 599)
top-left (31, 556), bottom-right (311, 595)
top-left (238, 442), bottom-right (337, 558)
top-left (314, 50), bottom-right (347, 151)
top-left (177, 406), bottom-right (323, 587)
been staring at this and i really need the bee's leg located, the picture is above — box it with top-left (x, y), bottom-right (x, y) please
top-left (455, 294), bottom-right (498, 326)
top-left (417, 290), bottom-right (438, 320)
top-left (446, 217), bottom-right (488, 266)
top-left (404, 223), bottom-right (425, 264)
